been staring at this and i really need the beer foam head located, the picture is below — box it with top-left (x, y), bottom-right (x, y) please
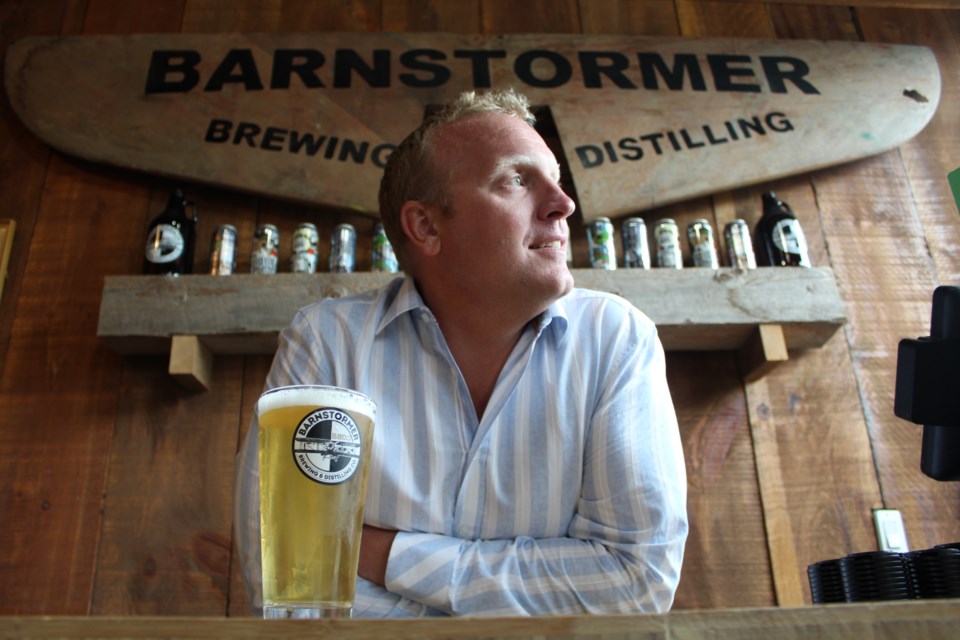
top-left (258, 385), bottom-right (376, 419)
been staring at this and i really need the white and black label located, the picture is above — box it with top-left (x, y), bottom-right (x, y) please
top-left (292, 407), bottom-right (362, 485)
top-left (144, 223), bottom-right (184, 263)
top-left (771, 219), bottom-right (809, 263)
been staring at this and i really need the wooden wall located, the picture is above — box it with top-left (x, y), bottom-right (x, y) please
top-left (1, 0), bottom-right (958, 616)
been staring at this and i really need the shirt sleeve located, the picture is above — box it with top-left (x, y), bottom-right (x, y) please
top-left (382, 317), bottom-right (688, 616)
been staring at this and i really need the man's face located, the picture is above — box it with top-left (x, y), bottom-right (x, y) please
top-left (428, 113), bottom-right (576, 312)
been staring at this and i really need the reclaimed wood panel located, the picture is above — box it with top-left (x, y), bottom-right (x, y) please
top-left (680, 1), bottom-right (809, 607)
top-left (862, 8), bottom-right (960, 289)
top-left (0, 11), bottom-right (166, 604)
top-left (828, 6), bottom-right (960, 549)
top-left (668, 352), bottom-right (774, 609)
top-left (382, 0), bottom-right (481, 32)
top-left (90, 356), bottom-right (244, 615)
top-left (0, 0), bottom-right (83, 374)
top-left (180, 0), bottom-right (282, 32)
top-left (33, 0), bottom-right (193, 617)
top-left (481, 0), bottom-right (580, 34)
top-left (1, 0), bottom-right (958, 619)
top-left (681, 1), bottom-right (887, 607)
top-left (0, 155), bottom-right (153, 614)
top-left (578, 0), bottom-right (680, 36)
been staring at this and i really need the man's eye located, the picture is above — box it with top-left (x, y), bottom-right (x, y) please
top-left (512, 175), bottom-right (524, 186)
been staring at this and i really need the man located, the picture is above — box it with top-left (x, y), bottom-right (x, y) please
top-left (235, 89), bottom-right (688, 617)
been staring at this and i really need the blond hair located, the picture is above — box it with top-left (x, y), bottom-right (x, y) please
top-left (378, 89), bottom-right (536, 270)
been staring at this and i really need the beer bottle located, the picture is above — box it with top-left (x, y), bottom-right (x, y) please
top-left (143, 188), bottom-right (198, 275)
top-left (754, 191), bottom-right (811, 267)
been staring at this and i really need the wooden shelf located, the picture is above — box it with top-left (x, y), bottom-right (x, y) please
top-left (97, 268), bottom-right (845, 386)
top-left (2, 600), bottom-right (958, 639)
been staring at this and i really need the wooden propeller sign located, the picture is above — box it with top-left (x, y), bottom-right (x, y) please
top-left (5, 32), bottom-right (941, 219)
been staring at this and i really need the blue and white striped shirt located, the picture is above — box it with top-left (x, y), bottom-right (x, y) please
top-left (235, 276), bottom-right (687, 617)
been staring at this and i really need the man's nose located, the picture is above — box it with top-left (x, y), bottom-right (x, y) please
top-left (540, 181), bottom-right (576, 220)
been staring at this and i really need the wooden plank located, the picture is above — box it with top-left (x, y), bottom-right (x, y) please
top-left (0, 145), bottom-right (158, 614)
top-left (382, 0), bottom-right (481, 32)
top-left (0, 3), bottom-right (182, 605)
top-left (818, 6), bottom-right (960, 552)
top-left (668, 601), bottom-right (960, 640)
top-left (770, 3), bottom-right (861, 40)
top-left (0, 0), bottom-right (104, 614)
top-left (668, 352), bottom-right (775, 609)
top-left (745, 377), bottom-right (805, 606)
top-left (681, 1), bottom-right (886, 608)
top-left (90, 355), bottom-right (244, 615)
top-left (578, 0), bottom-right (680, 36)
top-left (862, 8), bottom-right (960, 291)
top-left (95, 268), bottom-right (846, 355)
top-left (758, 0), bottom-right (958, 7)
top-left (481, 0), bottom-right (580, 33)
top-left (4, 31), bottom-right (941, 221)
top-left (2, 602), bottom-right (960, 639)
top-left (278, 0), bottom-right (381, 31)
top-left (180, 0), bottom-right (282, 32)
top-left (0, 0), bottom-right (85, 374)
top-left (50, 0), bottom-right (200, 619)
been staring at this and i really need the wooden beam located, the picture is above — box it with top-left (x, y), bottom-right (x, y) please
top-left (1, 601), bottom-right (960, 639)
top-left (97, 268), bottom-right (846, 356)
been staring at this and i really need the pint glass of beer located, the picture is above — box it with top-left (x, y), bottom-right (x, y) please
top-left (257, 385), bottom-right (377, 618)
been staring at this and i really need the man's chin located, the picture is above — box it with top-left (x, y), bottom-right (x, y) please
top-left (547, 270), bottom-right (575, 302)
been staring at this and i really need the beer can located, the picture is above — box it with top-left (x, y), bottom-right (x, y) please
top-left (250, 223), bottom-right (280, 274)
top-left (621, 217), bottom-right (651, 269)
top-left (654, 218), bottom-right (683, 269)
top-left (371, 223), bottom-right (399, 273)
top-left (209, 224), bottom-right (237, 275)
top-left (290, 222), bottom-right (319, 274)
top-left (724, 219), bottom-right (757, 269)
top-left (330, 223), bottom-right (357, 273)
top-left (688, 219), bottom-right (719, 268)
top-left (587, 217), bottom-right (616, 270)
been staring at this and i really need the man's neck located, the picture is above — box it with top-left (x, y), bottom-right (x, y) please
top-left (417, 280), bottom-right (543, 420)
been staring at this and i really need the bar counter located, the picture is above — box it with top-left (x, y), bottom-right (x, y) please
top-left (1, 601), bottom-right (956, 639)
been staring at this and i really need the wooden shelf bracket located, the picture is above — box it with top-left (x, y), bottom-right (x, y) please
top-left (168, 335), bottom-right (213, 392)
top-left (738, 324), bottom-right (790, 382)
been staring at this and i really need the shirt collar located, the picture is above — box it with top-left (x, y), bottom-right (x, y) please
top-left (535, 295), bottom-right (569, 339)
top-left (376, 276), bottom-right (431, 335)
top-left (376, 275), bottom-right (570, 339)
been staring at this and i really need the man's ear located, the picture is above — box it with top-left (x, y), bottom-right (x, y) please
top-left (400, 201), bottom-right (442, 257)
